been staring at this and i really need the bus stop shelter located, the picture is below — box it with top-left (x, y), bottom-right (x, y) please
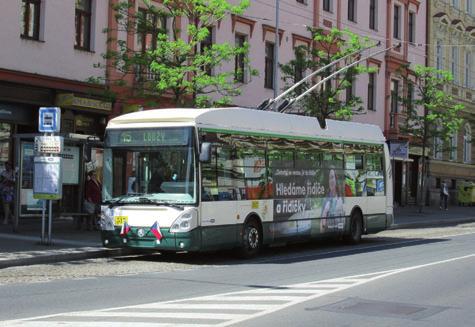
top-left (12, 133), bottom-right (103, 232)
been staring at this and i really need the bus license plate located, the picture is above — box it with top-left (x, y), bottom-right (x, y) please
top-left (114, 216), bottom-right (128, 225)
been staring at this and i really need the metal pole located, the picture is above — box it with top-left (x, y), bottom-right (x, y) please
top-left (273, 0), bottom-right (280, 111)
top-left (48, 199), bottom-right (52, 244)
top-left (41, 199), bottom-right (46, 244)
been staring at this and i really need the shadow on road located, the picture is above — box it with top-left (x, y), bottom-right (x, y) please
top-left (112, 235), bottom-right (447, 266)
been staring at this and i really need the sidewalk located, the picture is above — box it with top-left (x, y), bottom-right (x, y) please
top-left (0, 217), bottom-right (130, 269)
top-left (1, 206), bottom-right (475, 269)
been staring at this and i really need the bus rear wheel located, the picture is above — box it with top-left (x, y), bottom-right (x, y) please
top-left (238, 220), bottom-right (262, 258)
top-left (345, 211), bottom-right (363, 244)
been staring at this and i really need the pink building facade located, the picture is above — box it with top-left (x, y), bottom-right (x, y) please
top-left (224, 0), bottom-right (426, 205)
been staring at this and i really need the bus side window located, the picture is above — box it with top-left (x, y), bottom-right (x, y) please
top-left (201, 144), bottom-right (218, 201)
top-left (234, 136), bottom-right (267, 200)
top-left (365, 152), bottom-right (384, 196)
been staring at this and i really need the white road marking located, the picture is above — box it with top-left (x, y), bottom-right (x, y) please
top-left (254, 230), bottom-right (475, 264)
top-left (4, 254), bottom-right (475, 327)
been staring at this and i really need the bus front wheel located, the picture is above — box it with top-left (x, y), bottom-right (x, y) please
top-left (345, 211), bottom-right (363, 244)
top-left (238, 220), bottom-right (262, 258)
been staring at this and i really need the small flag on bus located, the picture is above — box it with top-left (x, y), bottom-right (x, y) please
top-left (150, 221), bottom-right (163, 242)
top-left (120, 222), bottom-right (131, 237)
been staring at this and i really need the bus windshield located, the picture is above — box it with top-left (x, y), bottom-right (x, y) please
top-left (103, 127), bottom-right (196, 205)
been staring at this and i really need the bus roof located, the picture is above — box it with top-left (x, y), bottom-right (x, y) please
top-left (107, 107), bottom-right (386, 144)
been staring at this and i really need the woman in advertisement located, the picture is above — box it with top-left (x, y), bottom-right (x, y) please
top-left (320, 168), bottom-right (345, 232)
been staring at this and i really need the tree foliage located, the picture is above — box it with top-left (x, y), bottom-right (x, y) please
top-left (399, 65), bottom-right (464, 150)
top-left (280, 27), bottom-right (376, 123)
top-left (98, 0), bottom-right (254, 107)
top-left (398, 64), bottom-right (464, 209)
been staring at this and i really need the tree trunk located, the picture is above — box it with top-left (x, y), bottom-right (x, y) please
top-left (418, 106), bottom-right (429, 213)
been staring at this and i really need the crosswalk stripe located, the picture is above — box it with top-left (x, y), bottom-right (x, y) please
top-left (69, 311), bottom-right (247, 320)
top-left (203, 295), bottom-right (304, 301)
top-left (240, 289), bottom-right (324, 294)
top-left (12, 323), bottom-right (200, 327)
top-left (132, 303), bottom-right (277, 310)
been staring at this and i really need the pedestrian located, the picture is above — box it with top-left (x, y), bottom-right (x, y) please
top-left (82, 169), bottom-right (102, 230)
top-left (440, 181), bottom-right (449, 210)
top-left (0, 162), bottom-right (15, 225)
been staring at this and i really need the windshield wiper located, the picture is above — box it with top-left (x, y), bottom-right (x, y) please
top-left (104, 193), bottom-right (144, 208)
top-left (137, 198), bottom-right (185, 210)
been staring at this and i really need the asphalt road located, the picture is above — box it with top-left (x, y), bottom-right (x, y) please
top-left (1, 223), bottom-right (475, 326)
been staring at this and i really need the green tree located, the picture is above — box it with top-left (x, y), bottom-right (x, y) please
top-left (280, 27), bottom-right (376, 125)
top-left (98, 0), bottom-right (254, 108)
top-left (399, 65), bottom-right (464, 210)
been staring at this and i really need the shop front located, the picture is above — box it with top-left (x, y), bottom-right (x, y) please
top-left (0, 84), bottom-right (111, 231)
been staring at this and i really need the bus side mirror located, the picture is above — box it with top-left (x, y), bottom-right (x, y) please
top-left (199, 142), bottom-right (212, 162)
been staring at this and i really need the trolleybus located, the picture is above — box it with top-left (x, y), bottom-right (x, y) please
top-left (99, 107), bottom-right (393, 257)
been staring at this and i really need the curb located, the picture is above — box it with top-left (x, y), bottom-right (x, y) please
top-left (390, 217), bottom-right (475, 230)
top-left (0, 247), bottom-right (136, 269)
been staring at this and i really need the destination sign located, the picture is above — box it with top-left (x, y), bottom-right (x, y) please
top-left (106, 128), bottom-right (192, 147)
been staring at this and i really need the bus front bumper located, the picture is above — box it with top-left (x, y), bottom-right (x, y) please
top-left (101, 227), bottom-right (201, 252)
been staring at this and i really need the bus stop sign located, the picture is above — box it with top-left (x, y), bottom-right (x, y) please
top-left (39, 107), bottom-right (61, 133)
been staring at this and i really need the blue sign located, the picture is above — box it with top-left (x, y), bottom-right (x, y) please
top-left (38, 107), bottom-right (61, 133)
top-left (389, 141), bottom-right (409, 160)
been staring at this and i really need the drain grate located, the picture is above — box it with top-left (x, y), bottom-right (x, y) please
top-left (308, 297), bottom-right (449, 320)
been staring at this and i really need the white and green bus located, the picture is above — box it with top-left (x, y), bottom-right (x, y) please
top-left (100, 107), bottom-right (393, 256)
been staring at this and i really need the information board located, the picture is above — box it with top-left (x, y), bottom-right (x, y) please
top-left (33, 156), bottom-right (62, 200)
top-left (61, 146), bottom-right (80, 184)
top-left (34, 136), bottom-right (64, 154)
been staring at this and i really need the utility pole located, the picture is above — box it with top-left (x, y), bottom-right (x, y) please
top-left (273, 0), bottom-right (280, 111)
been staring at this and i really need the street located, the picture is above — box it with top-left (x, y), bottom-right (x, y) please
top-left (1, 223), bottom-right (475, 326)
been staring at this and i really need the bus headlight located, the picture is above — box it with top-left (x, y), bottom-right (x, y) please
top-left (170, 209), bottom-right (198, 233)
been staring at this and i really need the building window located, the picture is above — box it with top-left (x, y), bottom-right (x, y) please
top-left (368, 73), bottom-right (376, 111)
top-left (393, 5), bottom-right (401, 39)
top-left (293, 47), bottom-right (306, 84)
top-left (390, 80), bottom-right (399, 128)
top-left (465, 52), bottom-right (472, 88)
top-left (235, 34), bottom-right (246, 83)
top-left (201, 27), bottom-right (214, 76)
top-left (468, 0), bottom-right (473, 14)
top-left (433, 131), bottom-right (443, 160)
top-left (369, 0), bottom-right (377, 30)
top-left (21, 0), bottom-right (41, 40)
top-left (137, 8), bottom-right (167, 52)
top-left (75, 0), bottom-right (92, 50)
top-left (463, 123), bottom-right (472, 163)
top-left (346, 78), bottom-right (355, 102)
top-left (265, 42), bottom-right (275, 89)
top-left (450, 132), bottom-right (457, 161)
top-left (453, 0), bottom-right (459, 9)
top-left (323, 0), bottom-right (332, 12)
top-left (407, 82), bottom-right (414, 113)
top-left (296, 0), bottom-right (306, 4)
top-left (452, 47), bottom-right (459, 84)
top-left (348, 0), bottom-right (356, 22)
top-left (436, 40), bottom-right (443, 70)
top-left (408, 12), bottom-right (415, 44)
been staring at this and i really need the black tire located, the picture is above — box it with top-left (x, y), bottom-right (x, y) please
top-left (345, 211), bottom-right (363, 244)
top-left (238, 220), bottom-right (262, 258)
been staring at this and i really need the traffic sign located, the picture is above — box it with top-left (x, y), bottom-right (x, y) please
top-left (38, 107), bottom-right (61, 133)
